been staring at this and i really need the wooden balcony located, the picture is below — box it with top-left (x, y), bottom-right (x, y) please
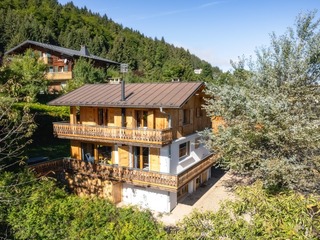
top-left (177, 154), bottom-right (216, 187)
top-left (62, 155), bottom-right (216, 192)
top-left (46, 71), bottom-right (73, 80)
top-left (30, 155), bottom-right (216, 192)
top-left (53, 122), bottom-right (173, 147)
top-left (63, 158), bottom-right (178, 192)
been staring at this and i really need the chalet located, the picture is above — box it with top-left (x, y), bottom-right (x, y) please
top-left (4, 40), bottom-right (119, 92)
top-left (47, 81), bottom-right (215, 213)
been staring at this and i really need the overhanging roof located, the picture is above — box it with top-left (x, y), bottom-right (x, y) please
top-left (48, 82), bottom-right (205, 108)
top-left (4, 40), bottom-right (119, 66)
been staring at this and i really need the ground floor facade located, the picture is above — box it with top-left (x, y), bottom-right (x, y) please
top-left (63, 161), bottom-right (212, 213)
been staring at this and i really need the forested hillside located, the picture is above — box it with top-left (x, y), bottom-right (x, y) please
top-left (0, 0), bottom-right (221, 82)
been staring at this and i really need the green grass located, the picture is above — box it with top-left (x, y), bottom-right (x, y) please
top-left (14, 101), bottom-right (71, 160)
top-left (25, 139), bottom-right (70, 160)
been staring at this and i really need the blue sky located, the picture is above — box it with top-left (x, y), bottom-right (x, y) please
top-left (57, 0), bottom-right (319, 71)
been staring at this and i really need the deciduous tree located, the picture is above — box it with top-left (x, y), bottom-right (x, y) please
top-left (202, 11), bottom-right (320, 193)
top-left (1, 49), bottom-right (47, 102)
top-left (172, 182), bottom-right (320, 239)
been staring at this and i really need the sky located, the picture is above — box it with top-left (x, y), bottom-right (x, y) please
top-left (57, 0), bottom-right (319, 71)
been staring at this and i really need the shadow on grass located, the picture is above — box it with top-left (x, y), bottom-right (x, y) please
top-left (26, 139), bottom-right (70, 160)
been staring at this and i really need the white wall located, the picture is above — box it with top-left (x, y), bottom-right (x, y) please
top-left (159, 145), bottom-right (171, 173)
top-left (122, 183), bottom-right (177, 213)
top-left (170, 133), bottom-right (211, 174)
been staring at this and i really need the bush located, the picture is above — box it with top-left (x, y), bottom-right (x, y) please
top-left (172, 182), bottom-right (320, 239)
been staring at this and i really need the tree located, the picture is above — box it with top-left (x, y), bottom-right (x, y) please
top-left (0, 98), bottom-right (35, 171)
top-left (202, 11), bottom-right (320, 193)
top-left (1, 171), bottom-right (166, 239)
top-left (1, 49), bottom-right (48, 102)
top-left (172, 182), bottom-right (320, 239)
top-left (65, 57), bottom-right (107, 92)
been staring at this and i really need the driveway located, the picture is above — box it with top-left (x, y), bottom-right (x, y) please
top-left (158, 168), bottom-right (236, 226)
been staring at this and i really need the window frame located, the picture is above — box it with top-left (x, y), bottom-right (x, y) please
top-left (179, 141), bottom-right (190, 160)
top-left (183, 109), bottom-right (190, 125)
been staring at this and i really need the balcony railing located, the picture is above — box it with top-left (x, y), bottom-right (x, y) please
top-left (62, 155), bottom-right (215, 191)
top-left (30, 155), bottom-right (216, 192)
top-left (46, 71), bottom-right (73, 80)
top-left (53, 122), bottom-right (173, 146)
top-left (63, 158), bottom-right (178, 191)
top-left (177, 154), bottom-right (216, 187)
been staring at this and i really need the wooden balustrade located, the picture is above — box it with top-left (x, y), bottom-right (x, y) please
top-left (46, 71), bottom-right (73, 80)
top-left (29, 156), bottom-right (216, 192)
top-left (63, 158), bottom-right (178, 191)
top-left (53, 122), bottom-right (173, 146)
top-left (177, 154), bottom-right (216, 187)
top-left (29, 158), bottom-right (64, 177)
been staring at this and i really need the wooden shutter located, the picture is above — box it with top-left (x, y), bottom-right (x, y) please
top-left (190, 109), bottom-right (194, 124)
top-left (147, 110), bottom-right (154, 129)
top-left (118, 145), bottom-right (129, 167)
top-left (179, 109), bottom-right (183, 126)
top-left (149, 148), bottom-right (160, 172)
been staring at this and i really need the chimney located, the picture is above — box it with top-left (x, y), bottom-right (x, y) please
top-left (80, 45), bottom-right (90, 56)
top-left (121, 80), bottom-right (125, 101)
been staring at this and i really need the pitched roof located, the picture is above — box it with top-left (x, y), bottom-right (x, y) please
top-left (4, 40), bottom-right (119, 66)
top-left (48, 82), bottom-right (205, 108)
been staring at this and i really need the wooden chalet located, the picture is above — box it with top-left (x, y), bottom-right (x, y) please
top-left (4, 40), bottom-right (119, 92)
top-left (46, 81), bottom-right (215, 212)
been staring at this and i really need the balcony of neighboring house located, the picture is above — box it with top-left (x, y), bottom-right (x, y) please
top-left (46, 71), bottom-right (73, 81)
top-left (45, 59), bottom-right (73, 81)
top-left (52, 122), bottom-right (173, 147)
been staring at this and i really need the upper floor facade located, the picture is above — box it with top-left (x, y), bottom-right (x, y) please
top-left (49, 81), bottom-right (211, 148)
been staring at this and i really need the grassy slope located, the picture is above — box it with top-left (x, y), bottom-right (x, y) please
top-left (14, 100), bottom-right (71, 160)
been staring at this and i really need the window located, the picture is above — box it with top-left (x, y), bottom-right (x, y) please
top-left (178, 184), bottom-right (188, 198)
top-left (179, 142), bottom-right (190, 159)
top-left (136, 110), bottom-right (148, 128)
top-left (63, 65), bottom-right (68, 72)
top-left (183, 109), bottom-right (190, 125)
top-left (98, 108), bottom-right (108, 126)
top-left (134, 146), bottom-right (149, 169)
top-left (98, 145), bottom-right (112, 162)
top-left (98, 108), bottom-right (104, 125)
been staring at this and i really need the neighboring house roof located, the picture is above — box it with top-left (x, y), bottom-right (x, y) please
top-left (48, 82), bottom-right (205, 108)
top-left (4, 40), bottom-right (119, 66)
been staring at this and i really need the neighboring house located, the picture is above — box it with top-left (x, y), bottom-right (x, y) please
top-left (4, 40), bottom-right (119, 92)
top-left (47, 81), bottom-right (215, 213)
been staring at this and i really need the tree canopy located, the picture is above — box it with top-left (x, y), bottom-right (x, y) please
top-left (172, 182), bottom-right (320, 239)
top-left (0, 0), bottom-right (220, 82)
top-left (202, 11), bottom-right (320, 193)
top-left (1, 49), bottom-right (48, 102)
top-left (65, 57), bottom-right (107, 92)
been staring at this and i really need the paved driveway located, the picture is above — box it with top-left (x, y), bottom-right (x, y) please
top-left (158, 168), bottom-right (236, 226)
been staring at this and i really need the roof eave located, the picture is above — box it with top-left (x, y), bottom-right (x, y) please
top-left (48, 102), bottom-right (182, 109)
